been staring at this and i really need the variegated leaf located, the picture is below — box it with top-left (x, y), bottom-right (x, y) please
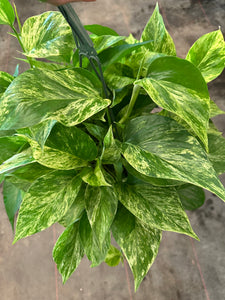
top-left (112, 205), bottom-right (162, 291)
top-left (92, 35), bottom-right (125, 53)
top-left (21, 11), bottom-right (75, 63)
top-left (17, 120), bottom-right (57, 149)
top-left (53, 221), bottom-right (84, 283)
top-left (0, 68), bottom-right (110, 130)
top-left (186, 30), bottom-right (225, 83)
top-left (141, 3), bottom-right (176, 55)
top-left (13, 171), bottom-right (82, 243)
top-left (25, 124), bottom-right (97, 170)
top-left (0, 0), bottom-right (15, 25)
top-left (79, 213), bottom-right (110, 267)
top-left (81, 160), bottom-right (111, 187)
top-left (116, 183), bottom-right (197, 239)
top-left (208, 123), bottom-right (225, 175)
top-left (135, 56), bottom-right (210, 149)
top-left (6, 163), bottom-right (51, 192)
top-left (0, 71), bottom-right (14, 96)
top-left (0, 148), bottom-right (35, 174)
top-left (85, 185), bottom-right (118, 247)
top-left (122, 115), bottom-right (225, 202)
top-left (59, 184), bottom-right (86, 227)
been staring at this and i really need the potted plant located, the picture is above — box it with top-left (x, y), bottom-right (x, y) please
top-left (0, 0), bottom-right (225, 291)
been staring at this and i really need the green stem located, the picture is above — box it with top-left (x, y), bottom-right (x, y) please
top-left (118, 84), bottom-right (141, 124)
top-left (13, 4), bottom-right (22, 33)
top-left (11, 25), bottom-right (34, 68)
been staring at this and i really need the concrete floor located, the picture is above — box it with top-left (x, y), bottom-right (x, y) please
top-left (0, 0), bottom-right (225, 299)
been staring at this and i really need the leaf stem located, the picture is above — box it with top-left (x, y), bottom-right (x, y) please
top-left (11, 25), bottom-right (34, 68)
top-left (118, 84), bottom-right (141, 124)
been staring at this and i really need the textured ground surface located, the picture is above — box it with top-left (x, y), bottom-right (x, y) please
top-left (0, 0), bottom-right (225, 299)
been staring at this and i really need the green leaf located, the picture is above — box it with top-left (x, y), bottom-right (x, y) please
top-left (0, 68), bottom-right (110, 130)
top-left (6, 163), bottom-right (51, 192)
top-left (0, 71), bottom-right (14, 96)
top-left (208, 123), bottom-right (225, 175)
top-left (53, 221), bottom-right (84, 284)
top-left (85, 185), bottom-right (118, 247)
top-left (104, 245), bottom-right (122, 267)
top-left (59, 184), bottom-right (86, 227)
top-left (81, 161), bottom-right (111, 187)
top-left (21, 11), bottom-right (75, 63)
top-left (116, 183), bottom-right (197, 239)
top-left (141, 3), bottom-right (176, 55)
top-left (25, 124), bottom-right (97, 170)
top-left (135, 56), bottom-right (210, 149)
top-left (210, 99), bottom-right (225, 118)
top-left (99, 41), bottom-right (153, 70)
top-left (84, 24), bottom-right (119, 36)
top-left (17, 120), bottom-right (57, 149)
top-left (112, 205), bottom-right (162, 291)
top-left (3, 181), bottom-right (23, 231)
top-left (84, 122), bottom-right (107, 141)
top-left (176, 184), bottom-right (205, 210)
top-left (0, 0), bottom-right (15, 25)
top-left (186, 30), bottom-right (225, 83)
top-left (122, 115), bottom-right (225, 202)
top-left (104, 63), bottom-right (135, 90)
top-left (13, 171), bottom-right (82, 243)
top-left (125, 161), bottom-right (181, 187)
top-left (102, 126), bottom-right (121, 163)
top-left (0, 136), bottom-right (27, 164)
top-left (0, 148), bottom-right (35, 175)
top-left (79, 213), bottom-right (110, 267)
top-left (92, 35), bottom-right (125, 54)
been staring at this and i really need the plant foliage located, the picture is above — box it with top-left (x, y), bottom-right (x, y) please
top-left (1, 0), bottom-right (225, 290)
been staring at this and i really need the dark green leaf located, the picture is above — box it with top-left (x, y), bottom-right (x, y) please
top-left (0, 68), bottom-right (110, 130)
top-left (104, 245), bottom-right (122, 267)
top-left (176, 184), bottom-right (205, 210)
top-left (85, 185), bottom-right (118, 247)
top-left (84, 24), bottom-right (119, 36)
top-left (186, 30), bottom-right (225, 83)
top-left (99, 41), bottom-right (153, 70)
top-left (79, 213), bottom-right (110, 267)
top-left (6, 163), bottom-right (51, 191)
top-left (0, 0), bottom-right (15, 25)
top-left (0, 136), bottom-right (27, 164)
top-left (141, 3), bottom-right (176, 55)
top-left (3, 181), bottom-right (23, 231)
top-left (112, 205), bottom-right (162, 291)
top-left (53, 221), bottom-right (84, 283)
top-left (104, 63), bottom-right (135, 90)
top-left (13, 171), bottom-right (82, 243)
top-left (122, 115), bottom-right (225, 202)
top-left (135, 56), bottom-right (210, 149)
top-left (84, 122), bottom-right (107, 141)
top-left (21, 11), bottom-right (75, 63)
top-left (116, 183), bottom-right (197, 238)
